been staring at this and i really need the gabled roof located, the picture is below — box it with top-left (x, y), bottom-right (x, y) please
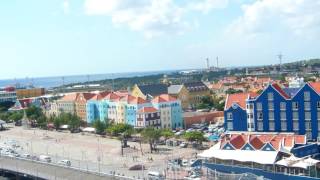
top-left (137, 84), bottom-right (168, 96)
top-left (225, 92), bottom-right (258, 110)
top-left (309, 82), bottom-right (320, 94)
top-left (60, 93), bottom-right (79, 101)
top-left (152, 94), bottom-right (177, 103)
top-left (229, 134), bottom-right (246, 149)
top-left (249, 136), bottom-right (265, 150)
top-left (168, 85), bottom-right (183, 94)
top-left (121, 95), bottom-right (148, 104)
top-left (283, 88), bottom-right (300, 98)
top-left (183, 82), bottom-right (209, 92)
top-left (18, 98), bottom-right (33, 108)
top-left (271, 83), bottom-right (290, 99)
top-left (105, 92), bottom-right (121, 101)
top-left (138, 106), bottom-right (158, 113)
top-left (81, 93), bottom-right (96, 100)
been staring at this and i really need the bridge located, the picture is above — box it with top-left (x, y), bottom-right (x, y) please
top-left (0, 156), bottom-right (133, 180)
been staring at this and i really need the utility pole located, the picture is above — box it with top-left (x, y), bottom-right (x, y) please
top-left (206, 58), bottom-right (210, 70)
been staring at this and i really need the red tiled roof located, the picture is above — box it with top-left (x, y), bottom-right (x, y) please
top-left (271, 83), bottom-right (290, 99)
top-left (249, 136), bottom-right (265, 150)
top-left (152, 94), bottom-right (177, 103)
top-left (294, 135), bottom-right (306, 144)
top-left (284, 136), bottom-right (293, 147)
top-left (229, 134), bottom-right (246, 149)
top-left (105, 92), bottom-right (121, 101)
top-left (225, 92), bottom-right (257, 110)
top-left (82, 93), bottom-right (96, 100)
top-left (60, 93), bottom-right (78, 101)
top-left (18, 98), bottom-right (33, 108)
top-left (138, 107), bottom-right (158, 113)
top-left (309, 82), bottom-right (320, 94)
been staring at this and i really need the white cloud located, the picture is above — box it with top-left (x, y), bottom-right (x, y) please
top-left (84, 0), bottom-right (229, 38)
top-left (63, 0), bottom-right (70, 14)
top-left (227, 0), bottom-right (320, 38)
top-left (188, 0), bottom-right (228, 14)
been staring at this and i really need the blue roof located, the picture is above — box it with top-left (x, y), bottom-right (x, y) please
top-left (283, 88), bottom-right (300, 98)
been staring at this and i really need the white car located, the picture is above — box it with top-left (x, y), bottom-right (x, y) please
top-left (58, 160), bottom-right (71, 166)
top-left (21, 153), bottom-right (31, 159)
top-left (39, 155), bottom-right (51, 163)
top-left (179, 142), bottom-right (188, 148)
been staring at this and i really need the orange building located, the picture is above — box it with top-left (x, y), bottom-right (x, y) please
top-left (16, 88), bottom-right (45, 98)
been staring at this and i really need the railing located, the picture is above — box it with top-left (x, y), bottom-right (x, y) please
top-left (0, 154), bottom-right (135, 180)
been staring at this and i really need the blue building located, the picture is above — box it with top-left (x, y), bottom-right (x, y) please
top-left (225, 82), bottom-right (320, 140)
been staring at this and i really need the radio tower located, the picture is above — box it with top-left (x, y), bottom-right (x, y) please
top-left (216, 56), bottom-right (219, 69)
top-left (206, 58), bottom-right (210, 70)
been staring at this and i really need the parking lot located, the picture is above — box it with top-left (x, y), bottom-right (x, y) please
top-left (0, 126), bottom-right (201, 179)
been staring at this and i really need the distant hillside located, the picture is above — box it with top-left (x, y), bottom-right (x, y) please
top-left (283, 58), bottom-right (320, 67)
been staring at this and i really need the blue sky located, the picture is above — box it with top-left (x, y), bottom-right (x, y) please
top-left (0, 0), bottom-right (319, 79)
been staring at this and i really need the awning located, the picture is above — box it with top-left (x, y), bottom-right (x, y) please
top-left (199, 143), bottom-right (278, 165)
top-left (276, 159), bottom-right (289, 166)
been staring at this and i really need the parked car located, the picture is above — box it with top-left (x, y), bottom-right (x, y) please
top-left (179, 142), bottom-right (188, 148)
top-left (21, 153), bottom-right (31, 159)
top-left (129, 164), bottom-right (146, 171)
top-left (39, 155), bottom-right (51, 163)
top-left (15, 120), bottom-right (22, 126)
top-left (147, 171), bottom-right (165, 180)
top-left (58, 160), bottom-right (71, 166)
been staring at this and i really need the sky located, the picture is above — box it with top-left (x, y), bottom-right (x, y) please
top-left (0, 0), bottom-right (320, 79)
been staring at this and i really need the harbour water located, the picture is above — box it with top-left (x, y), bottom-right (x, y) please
top-left (0, 70), bottom-right (177, 89)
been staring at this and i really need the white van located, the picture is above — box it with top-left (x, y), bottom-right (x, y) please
top-left (147, 171), bottom-right (164, 180)
top-left (39, 155), bottom-right (51, 163)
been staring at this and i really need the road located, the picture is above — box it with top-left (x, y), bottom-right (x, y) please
top-left (0, 155), bottom-right (131, 180)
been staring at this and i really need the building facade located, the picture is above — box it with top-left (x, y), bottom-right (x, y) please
top-left (87, 92), bottom-right (182, 129)
top-left (16, 88), bottom-right (45, 98)
top-left (225, 82), bottom-right (320, 140)
top-left (152, 94), bottom-right (183, 129)
top-left (0, 89), bottom-right (17, 103)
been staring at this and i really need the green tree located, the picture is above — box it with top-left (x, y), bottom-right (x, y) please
top-left (184, 131), bottom-right (206, 145)
top-left (161, 129), bottom-right (174, 141)
top-left (8, 111), bottom-right (23, 122)
top-left (68, 114), bottom-right (81, 132)
top-left (53, 116), bottom-right (62, 130)
top-left (225, 88), bottom-right (243, 94)
top-left (25, 105), bottom-right (43, 120)
top-left (93, 119), bottom-right (108, 135)
top-left (107, 123), bottom-right (133, 136)
top-left (141, 127), bottom-right (162, 153)
top-left (0, 112), bottom-right (10, 122)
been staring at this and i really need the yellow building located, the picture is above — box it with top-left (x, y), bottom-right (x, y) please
top-left (183, 82), bottom-right (210, 109)
top-left (168, 85), bottom-right (189, 109)
top-left (16, 88), bottom-right (45, 98)
top-left (131, 84), bottom-right (168, 99)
